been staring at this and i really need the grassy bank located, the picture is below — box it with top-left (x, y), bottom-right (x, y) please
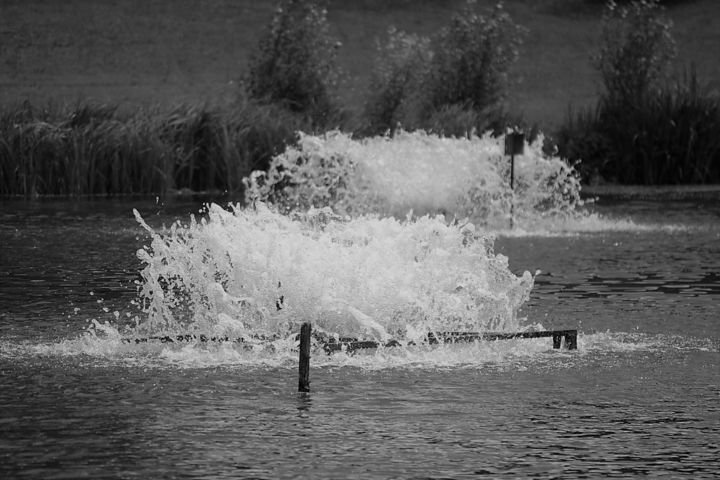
top-left (2, 0), bottom-right (718, 127)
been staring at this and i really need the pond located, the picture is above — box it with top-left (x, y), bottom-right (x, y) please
top-left (1, 196), bottom-right (718, 479)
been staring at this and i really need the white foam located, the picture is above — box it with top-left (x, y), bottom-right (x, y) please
top-left (131, 204), bottom-right (535, 343)
top-left (244, 130), bottom-right (587, 231)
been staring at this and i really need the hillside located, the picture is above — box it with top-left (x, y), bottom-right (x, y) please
top-left (1, 0), bottom-right (718, 128)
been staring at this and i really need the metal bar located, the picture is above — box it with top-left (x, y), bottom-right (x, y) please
top-left (321, 330), bottom-right (578, 353)
top-left (123, 329), bottom-right (579, 352)
top-left (298, 322), bottom-right (311, 392)
top-left (564, 331), bottom-right (578, 350)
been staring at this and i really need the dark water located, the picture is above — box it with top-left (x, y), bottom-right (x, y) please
top-left (1, 198), bottom-right (719, 479)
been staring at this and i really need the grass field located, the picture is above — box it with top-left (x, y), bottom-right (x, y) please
top-left (1, 0), bottom-right (718, 130)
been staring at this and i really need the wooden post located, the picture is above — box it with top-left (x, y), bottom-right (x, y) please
top-left (298, 322), bottom-right (311, 392)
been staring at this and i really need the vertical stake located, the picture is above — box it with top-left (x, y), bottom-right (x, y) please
top-left (565, 331), bottom-right (578, 350)
top-left (504, 131), bottom-right (523, 230)
top-left (298, 322), bottom-right (311, 392)
top-left (509, 151), bottom-right (515, 229)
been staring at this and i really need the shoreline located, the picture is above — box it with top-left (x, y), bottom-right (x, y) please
top-left (3, 185), bottom-right (720, 203)
top-left (581, 184), bottom-right (720, 201)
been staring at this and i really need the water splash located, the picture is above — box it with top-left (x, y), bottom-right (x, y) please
top-left (8, 328), bottom-right (711, 370)
top-left (131, 203), bottom-right (535, 345)
top-left (244, 130), bottom-right (586, 231)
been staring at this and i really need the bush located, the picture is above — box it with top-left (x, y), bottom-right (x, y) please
top-left (362, 1), bottom-right (524, 136)
top-left (593, 0), bottom-right (675, 104)
top-left (362, 27), bottom-right (432, 135)
top-left (424, 1), bottom-right (525, 116)
top-left (557, 67), bottom-right (720, 184)
top-left (555, 0), bottom-right (720, 185)
top-left (245, 0), bottom-right (340, 126)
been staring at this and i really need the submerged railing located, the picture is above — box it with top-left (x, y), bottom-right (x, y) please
top-left (123, 327), bottom-right (578, 350)
top-left (318, 329), bottom-right (578, 353)
top-left (122, 323), bottom-right (578, 393)
top-left (296, 323), bottom-right (578, 392)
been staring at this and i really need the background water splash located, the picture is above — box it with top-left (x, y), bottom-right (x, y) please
top-left (130, 203), bottom-right (535, 345)
top-left (244, 130), bottom-right (585, 231)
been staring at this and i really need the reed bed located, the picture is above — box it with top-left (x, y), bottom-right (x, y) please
top-left (556, 68), bottom-right (720, 184)
top-left (0, 100), bottom-right (306, 196)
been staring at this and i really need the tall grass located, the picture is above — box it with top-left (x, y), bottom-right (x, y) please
top-left (555, 1), bottom-right (720, 185)
top-left (556, 67), bottom-right (720, 184)
top-left (0, 100), bottom-right (306, 196)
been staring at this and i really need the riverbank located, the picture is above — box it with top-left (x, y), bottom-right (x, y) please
top-left (582, 184), bottom-right (720, 201)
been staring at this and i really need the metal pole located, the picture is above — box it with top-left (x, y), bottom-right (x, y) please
top-left (509, 151), bottom-right (515, 229)
top-left (504, 131), bottom-right (524, 230)
top-left (298, 322), bottom-right (311, 392)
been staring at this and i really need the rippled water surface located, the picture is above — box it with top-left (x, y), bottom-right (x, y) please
top-left (1, 197), bottom-right (719, 479)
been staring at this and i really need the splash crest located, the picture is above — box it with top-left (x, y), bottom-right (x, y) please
top-left (131, 203), bottom-right (535, 345)
top-left (244, 130), bottom-right (585, 231)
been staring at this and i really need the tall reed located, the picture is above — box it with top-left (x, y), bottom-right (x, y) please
top-left (556, 67), bottom-right (720, 184)
top-left (0, 100), bottom-right (306, 196)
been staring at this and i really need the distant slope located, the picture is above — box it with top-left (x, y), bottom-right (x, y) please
top-left (1, 0), bottom-right (717, 128)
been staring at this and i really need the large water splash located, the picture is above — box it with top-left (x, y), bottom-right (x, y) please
top-left (131, 203), bottom-right (535, 344)
top-left (49, 131), bottom-right (675, 364)
top-left (244, 130), bottom-right (585, 231)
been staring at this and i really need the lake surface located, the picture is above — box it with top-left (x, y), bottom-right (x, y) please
top-left (1, 197), bottom-right (718, 479)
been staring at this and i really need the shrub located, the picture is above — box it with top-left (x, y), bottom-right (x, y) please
top-left (423, 1), bottom-right (525, 117)
top-left (557, 67), bottom-right (720, 184)
top-left (555, 0), bottom-right (720, 185)
top-left (593, 0), bottom-right (676, 104)
top-left (362, 27), bottom-right (432, 135)
top-left (361, 1), bottom-right (524, 136)
top-left (245, 0), bottom-right (340, 126)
